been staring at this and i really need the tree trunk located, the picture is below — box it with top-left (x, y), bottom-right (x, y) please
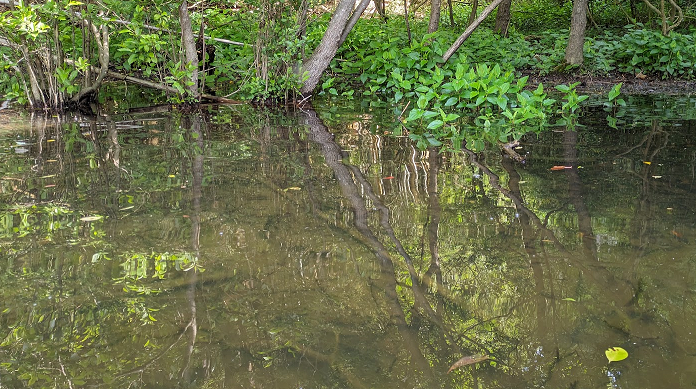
top-left (403, 0), bottom-right (412, 43)
top-left (428, 0), bottom-right (442, 33)
top-left (339, 0), bottom-right (372, 46)
top-left (72, 20), bottom-right (109, 103)
top-left (468, 0), bottom-right (479, 26)
top-left (299, 0), bottom-right (357, 96)
top-left (441, 0), bottom-right (505, 63)
top-left (179, 0), bottom-right (200, 100)
top-left (564, 0), bottom-right (588, 65)
top-left (494, 0), bottom-right (512, 36)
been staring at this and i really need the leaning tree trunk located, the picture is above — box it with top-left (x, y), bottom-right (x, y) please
top-left (494, 0), bottom-right (512, 36)
top-left (299, 0), bottom-right (358, 96)
top-left (339, 0), bottom-right (372, 46)
top-left (179, 0), bottom-right (200, 100)
top-left (565, 0), bottom-right (588, 65)
top-left (428, 0), bottom-right (442, 33)
top-left (441, 0), bottom-right (505, 63)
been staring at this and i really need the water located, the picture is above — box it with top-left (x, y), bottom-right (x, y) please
top-left (1, 97), bottom-right (696, 388)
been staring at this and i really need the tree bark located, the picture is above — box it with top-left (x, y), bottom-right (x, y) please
top-left (494, 0), bottom-right (512, 36)
top-left (72, 20), bottom-right (109, 103)
top-left (179, 0), bottom-right (200, 100)
top-left (564, 0), bottom-right (588, 65)
top-left (339, 0), bottom-right (372, 46)
top-left (468, 0), bottom-right (479, 26)
top-left (441, 0), bottom-right (505, 64)
top-left (428, 0), bottom-right (442, 33)
top-left (299, 0), bottom-right (357, 96)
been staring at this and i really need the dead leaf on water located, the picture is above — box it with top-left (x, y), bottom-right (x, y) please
top-left (447, 354), bottom-right (490, 373)
top-left (80, 216), bottom-right (103, 222)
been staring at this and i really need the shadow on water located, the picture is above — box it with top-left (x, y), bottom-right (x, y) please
top-left (1, 98), bottom-right (696, 388)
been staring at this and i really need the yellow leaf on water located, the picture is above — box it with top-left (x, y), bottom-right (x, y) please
top-left (605, 347), bottom-right (628, 362)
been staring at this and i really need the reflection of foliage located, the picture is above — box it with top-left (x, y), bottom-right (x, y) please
top-left (1, 101), bottom-right (695, 387)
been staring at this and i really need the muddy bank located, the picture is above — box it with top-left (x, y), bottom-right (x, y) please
top-left (520, 70), bottom-right (696, 95)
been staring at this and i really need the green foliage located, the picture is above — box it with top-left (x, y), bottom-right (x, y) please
top-left (328, 22), bottom-right (565, 151)
top-left (511, 0), bottom-right (573, 31)
top-left (556, 82), bottom-right (589, 118)
top-left (610, 26), bottom-right (696, 78)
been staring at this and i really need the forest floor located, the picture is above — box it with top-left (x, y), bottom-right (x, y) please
top-left (521, 70), bottom-right (696, 95)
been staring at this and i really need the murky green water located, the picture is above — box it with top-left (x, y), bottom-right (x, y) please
top-left (1, 96), bottom-right (696, 388)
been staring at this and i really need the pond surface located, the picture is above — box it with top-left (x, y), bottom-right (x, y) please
top-left (1, 96), bottom-right (696, 388)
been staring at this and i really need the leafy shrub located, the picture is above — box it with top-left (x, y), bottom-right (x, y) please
top-left (610, 26), bottom-right (695, 78)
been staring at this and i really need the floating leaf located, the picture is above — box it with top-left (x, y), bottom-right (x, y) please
top-left (447, 354), bottom-right (490, 373)
top-left (605, 347), bottom-right (628, 362)
top-left (80, 216), bottom-right (103, 222)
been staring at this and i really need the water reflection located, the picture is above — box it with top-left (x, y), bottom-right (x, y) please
top-left (1, 102), bottom-right (696, 388)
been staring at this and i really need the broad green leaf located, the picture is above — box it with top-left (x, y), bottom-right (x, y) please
top-left (445, 97), bottom-right (459, 107)
top-left (427, 120), bottom-right (444, 130)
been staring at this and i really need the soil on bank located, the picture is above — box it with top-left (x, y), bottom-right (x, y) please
top-left (521, 70), bottom-right (696, 95)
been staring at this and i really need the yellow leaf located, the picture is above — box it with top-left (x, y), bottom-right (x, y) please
top-left (605, 347), bottom-right (628, 362)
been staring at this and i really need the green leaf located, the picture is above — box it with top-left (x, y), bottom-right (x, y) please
top-left (395, 91), bottom-right (404, 103)
top-left (422, 110), bottom-right (439, 119)
top-left (427, 120), bottom-right (444, 130)
top-left (605, 347), bottom-right (628, 362)
top-left (407, 109), bottom-right (425, 121)
top-left (445, 97), bottom-right (458, 107)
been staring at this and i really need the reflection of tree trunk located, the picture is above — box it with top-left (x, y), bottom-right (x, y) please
top-left (424, 149), bottom-right (443, 288)
top-left (628, 122), bottom-right (668, 256)
top-left (462, 145), bottom-right (567, 251)
top-left (181, 114), bottom-right (202, 382)
top-left (500, 155), bottom-right (548, 336)
top-left (563, 129), bottom-right (598, 262)
top-left (303, 109), bottom-right (432, 374)
top-left (561, 129), bottom-right (635, 307)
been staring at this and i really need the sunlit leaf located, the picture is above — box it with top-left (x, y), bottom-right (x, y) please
top-left (562, 298), bottom-right (576, 302)
top-left (605, 347), bottom-right (628, 362)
